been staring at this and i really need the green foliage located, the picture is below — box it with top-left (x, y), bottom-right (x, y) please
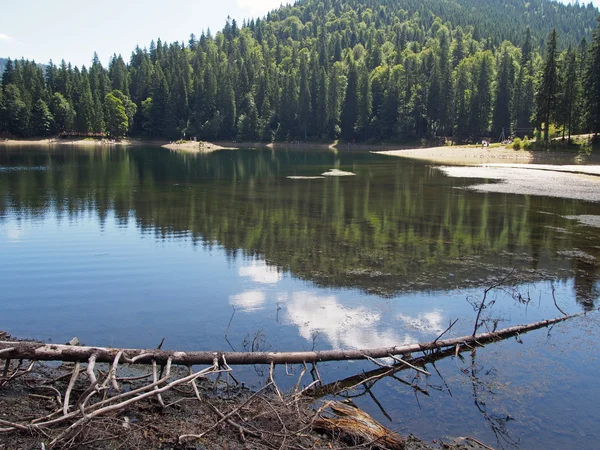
top-left (32, 99), bottom-right (54, 136)
top-left (512, 137), bottom-right (522, 150)
top-left (1, 84), bottom-right (30, 137)
top-left (104, 92), bottom-right (128, 138)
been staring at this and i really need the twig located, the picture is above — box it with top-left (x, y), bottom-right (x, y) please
top-left (152, 360), bottom-right (166, 408)
top-left (178, 381), bottom-right (274, 443)
top-left (388, 355), bottom-right (431, 376)
top-left (551, 283), bottom-right (568, 316)
top-left (466, 436), bottom-right (496, 450)
top-left (434, 318), bottom-right (459, 344)
top-left (473, 268), bottom-right (516, 336)
top-left (294, 362), bottom-right (308, 394)
top-left (63, 362), bottom-right (80, 415)
top-left (270, 362), bottom-right (284, 402)
top-left (50, 359), bottom-right (220, 447)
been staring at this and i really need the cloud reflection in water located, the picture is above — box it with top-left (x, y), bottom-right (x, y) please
top-left (285, 292), bottom-right (413, 350)
top-left (231, 260), bottom-right (447, 351)
top-left (239, 260), bottom-right (282, 284)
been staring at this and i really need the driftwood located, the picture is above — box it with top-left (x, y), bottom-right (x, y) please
top-left (0, 310), bottom-right (589, 367)
top-left (314, 401), bottom-right (405, 449)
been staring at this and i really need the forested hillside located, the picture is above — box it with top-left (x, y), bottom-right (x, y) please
top-left (1, 0), bottom-right (599, 143)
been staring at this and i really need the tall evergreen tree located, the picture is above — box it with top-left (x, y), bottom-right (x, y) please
top-left (536, 29), bottom-right (560, 142)
top-left (340, 59), bottom-right (359, 140)
top-left (587, 17), bottom-right (600, 138)
top-left (492, 50), bottom-right (514, 138)
top-left (558, 47), bottom-right (579, 141)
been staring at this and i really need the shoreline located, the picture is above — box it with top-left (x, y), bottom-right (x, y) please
top-left (376, 145), bottom-right (600, 165)
top-left (3, 138), bottom-right (599, 167)
top-left (378, 146), bottom-right (600, 202)
top-left (0, 137), bottom-right (161, 148)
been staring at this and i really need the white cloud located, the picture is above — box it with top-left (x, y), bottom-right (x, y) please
top-left (0, 33), bottom-right (16, 42)
top-left (230, 290), bottom-right (267, 312)
top-left (236, 0), bottom-right (291, 17)
top-left (239, 260), bottom-right (281, 284)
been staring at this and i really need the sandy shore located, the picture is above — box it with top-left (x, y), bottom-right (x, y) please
top-left (378, 146), bottom-right (600, 203)
top-left (162, 141), bottom-right (234, 152)
top-left (0, 137), bottom-right (147, 147)
top-left (376, 146), bottom-right (600, 165)
top-left (0, 138), bottom-right (238, 153)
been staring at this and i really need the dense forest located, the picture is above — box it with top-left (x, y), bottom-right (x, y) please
top-left (1, 0), bottom-right (600, 143)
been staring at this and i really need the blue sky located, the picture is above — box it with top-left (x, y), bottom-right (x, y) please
top-left (0, 0), bottom-right (597, 68)
top-left (0, 0), bottom-right (291, 67)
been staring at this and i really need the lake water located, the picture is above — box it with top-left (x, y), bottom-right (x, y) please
top-left (1, 146), bottom-right (599, 449)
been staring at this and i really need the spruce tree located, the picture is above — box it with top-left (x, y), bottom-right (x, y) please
top-left (587, 17), bottom-right (600, 138)
top-left (492, 51), bottom-right (513, 139)
top-left (536, 29), bottom-right (560, 143)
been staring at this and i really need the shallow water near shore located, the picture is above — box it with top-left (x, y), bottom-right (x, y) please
top-left (1, 146), bottom-right (600, 449)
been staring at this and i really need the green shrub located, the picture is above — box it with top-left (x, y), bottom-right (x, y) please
top-left (522, 136), bottom-right (533, 150)
top-left (512, 138), bottom-right (522, 150)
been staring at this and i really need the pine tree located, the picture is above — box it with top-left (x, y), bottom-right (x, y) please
top-left (587, 17), bottom-right (600, 138)
top-left (341, 60), bottom-right (359, 140)
top-left (492, 50), bottom-right (513, 139)
top-left (32, 99), bottom-right (54, 136)
top-left (356, 64), bottom-right (372, 141)
top-left (558, 47), bottom-right (579, 141)
top-left (454, 59), bottom-right (472, 142)
top-left (2, 84), bottom-right (30, 136)
top-left (74, 69), bottom-right (94, 133)
top-left (536, 29), bottom-right (560, 143)
top-left (470, 52), bottom-right (494, 137)
top-left (298, 53), bottom-right (312, 140)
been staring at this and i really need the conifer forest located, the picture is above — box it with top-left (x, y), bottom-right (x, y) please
top-left (1, 0), bottom-right (600, 143)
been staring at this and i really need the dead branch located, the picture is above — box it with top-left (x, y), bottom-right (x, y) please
top-left (0, 310), bottom-right (590, 368)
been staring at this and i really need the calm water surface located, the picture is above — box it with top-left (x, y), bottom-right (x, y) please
top-left (1, 146), bottom-right (599, 449)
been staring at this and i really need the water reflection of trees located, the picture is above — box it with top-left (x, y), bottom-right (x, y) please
top-left (1, 147), bottom-right (599, 305)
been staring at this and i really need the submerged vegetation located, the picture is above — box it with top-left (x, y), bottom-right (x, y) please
top-left (0, 0), bottom-right (599, 144)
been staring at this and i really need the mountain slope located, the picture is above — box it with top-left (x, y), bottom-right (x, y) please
top-left (269, 0), bottom-right (598, 50)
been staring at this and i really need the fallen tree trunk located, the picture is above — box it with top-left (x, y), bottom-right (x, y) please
top-left (0, 310), bottom-right (591, 366)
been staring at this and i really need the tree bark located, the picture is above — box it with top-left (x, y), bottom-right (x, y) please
top-left (0, 310), bottom-right (589, 367)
